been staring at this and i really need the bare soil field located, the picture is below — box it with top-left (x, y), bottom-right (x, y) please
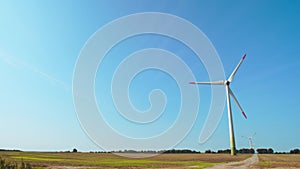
top-left (0, 151), bottom-right (251, 169)
top-left (257, 154), bottom-right (300, 168)
top-left (150, 153), bottom-right (251, 163)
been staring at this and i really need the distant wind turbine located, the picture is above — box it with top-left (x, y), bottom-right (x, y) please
top-left (242, 132), bottom-right (256, 150)
top-left (189, 54), bottom-right (248, 155)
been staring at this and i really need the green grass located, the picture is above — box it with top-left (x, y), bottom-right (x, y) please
top-left (260, 161), bottom-right (272, 167)
top-left (0, 151), bottom-right (220, 168)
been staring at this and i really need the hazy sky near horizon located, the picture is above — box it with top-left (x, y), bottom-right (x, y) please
top-left (0, 0), bottom-right (299, 152)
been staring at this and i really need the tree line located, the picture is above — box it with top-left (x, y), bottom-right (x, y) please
top-left (108, 148), bottom-right (300, 154)
top-left (2, 148), bottom-right (299, 154)
top-left (91, 148), bottom-right (299, 154)
top-left (109, 149), bottom-right (200, 154)
top-left (204, 148), bottom-right (255, 154)
top-left (204, 148), bottom-right (300, 154)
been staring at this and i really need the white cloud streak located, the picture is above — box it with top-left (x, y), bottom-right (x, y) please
top-left (0, 52), bottom-right (70, 91)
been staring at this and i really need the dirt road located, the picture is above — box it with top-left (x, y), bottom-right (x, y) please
top-left (205, 154), bottom-right (258, 169)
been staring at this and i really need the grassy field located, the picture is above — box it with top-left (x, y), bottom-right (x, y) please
top-left (257, 154), bottom-right (300, 168)
top-left (0, 151), bottom-right (251, 169)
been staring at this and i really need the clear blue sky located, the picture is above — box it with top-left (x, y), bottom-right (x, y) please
top-left (0, 0), bottom-right (299, 152)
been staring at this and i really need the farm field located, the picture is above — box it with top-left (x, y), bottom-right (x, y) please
top-left (2, 151), bottom-right (300, 168)
top-left (0, 151), bottom-right (251, 169)
top-left (257, 154), bottom-right (300, 168)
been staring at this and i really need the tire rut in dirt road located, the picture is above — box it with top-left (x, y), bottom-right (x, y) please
top-left (204, 154), bottom-right (258, 169)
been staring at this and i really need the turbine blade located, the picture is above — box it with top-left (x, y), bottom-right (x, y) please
top-left (228, 87), bottom-right (247, 119)
top-left (228, 54), bottom-right (246, 82)
top-left (189, 80), bottom-right (224, 85)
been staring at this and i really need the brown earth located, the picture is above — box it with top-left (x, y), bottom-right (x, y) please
top-left (256, 154), bottom-right (300, 168)
top-left (149, 153), bottom-right (251, 163)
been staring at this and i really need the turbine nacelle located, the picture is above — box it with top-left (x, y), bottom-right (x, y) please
top-left (225, 80), bottom-right (230, 86)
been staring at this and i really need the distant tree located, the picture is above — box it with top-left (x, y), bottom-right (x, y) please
top-left (257, 148), bottom-right (274, 154)
top-left (205, 150), bottom-right (212, 153)
top-left (163, 149), bottom-right (199, 154)
top-left (217, 149), bottom-right (231, 154)
top-left (205, 150), bottom-right (216, 154)
top-left (257, 148), bottom-right (267, 154)
top-left (0, 149), bottom-right (21, 152)
top-left (290, 149), bottom-right (300, 154)
top-left (275, 151), bottom-right (289, 154)
top-left (72, 148), bottom-right (78, 153)
top-left (237, 148), bottom-right (254, 154)
top-left (267, 148), bottom-right (274, 154)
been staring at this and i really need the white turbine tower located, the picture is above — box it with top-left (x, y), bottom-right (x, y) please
top-left (242, 132), bottom-right (256, 150)
top-left (189, 54), bottom-right (248, 155)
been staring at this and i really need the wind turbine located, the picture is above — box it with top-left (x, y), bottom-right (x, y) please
top-left (189, 54), bottom-right (247, 155)
top-left (242, 132), bottom-right (256, 150)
